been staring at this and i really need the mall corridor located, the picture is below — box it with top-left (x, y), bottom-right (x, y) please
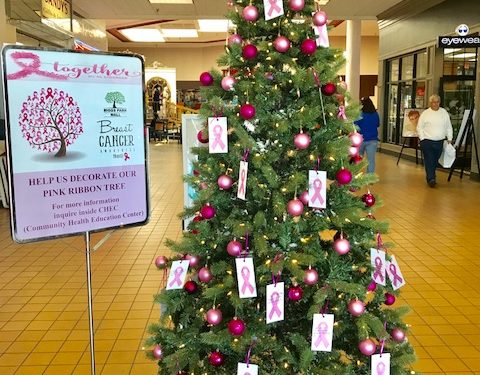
top-left (0, 143), bottom-right (480, 374)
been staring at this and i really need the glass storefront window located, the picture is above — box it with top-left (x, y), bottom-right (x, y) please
top-left (390, 59), bottom-right (399, 81)
top-left (401, 55), bottom-right (414, 80)
top-left (416, 52), bottom-right (427, 78)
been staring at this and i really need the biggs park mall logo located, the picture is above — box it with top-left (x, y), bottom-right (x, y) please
top-left (104, 91), bottom-right (127, 117)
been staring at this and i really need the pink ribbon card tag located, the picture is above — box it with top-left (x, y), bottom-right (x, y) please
top-left (308, 170), bottom-right (327, 209)
top-left (237, 160), bottom-right (249, 201)
top-left (313, 21), bottom-right (330, 48)
top-left (237, 362), bottom-right (259, 375)
top-left (165, 260), bottom-right (189, 290)
top-left (386, 255), bottom-right (406, 290)
top-left (208, 117), bottom-right (228, 154)
top-left (371, 353), bottom-right (391, 375)
top-left (235, 257), bottom-right (257, 299)
top-left (311, 313), bottom-right (334, 352)
top-left (263, 0), bottom-right (284, 21)
top-left (370, 248), bottom-right (387, 286)
top-left (266, 282), bottom-right (284, 324)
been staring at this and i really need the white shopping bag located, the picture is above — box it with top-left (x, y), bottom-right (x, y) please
top-left (438, 142), bottom-right (456, 168)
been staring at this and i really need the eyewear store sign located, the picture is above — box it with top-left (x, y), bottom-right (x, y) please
top-left (2, 46), bottom-right (148, 243)
top-left (42, 0), bottom-right (71, 20)
top-left (438, 24), bottom-right (480, 48)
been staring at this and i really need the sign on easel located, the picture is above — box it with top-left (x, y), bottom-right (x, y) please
top-left (1, 46), bottom-right (149, 243)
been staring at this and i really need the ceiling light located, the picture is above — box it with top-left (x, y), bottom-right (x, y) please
top-left (453, 53), bottom-right (477, 58)
top-left (161, 28), bottom-right (198, 38)
top-left (316, 0), bottom-right (330, 5)
top-left (198, 19), bottom-right (232, 32)
top-left (149, 0), bottom-right (193, 3)
top-left (120, 28), bottom-right (165, 42)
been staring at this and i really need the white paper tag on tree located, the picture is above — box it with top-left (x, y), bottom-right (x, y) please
top-left (386, 255), bottom-right (406, 290)
top-left (237, 160), bottom-right (248, 200)
top-left (370, 248), bottom-right (386, 286)
top-left (311, 313), bottom-right (334, 352)
top-left (266, 282), bottom-right (284, 324)
top-left (263, 0), bottom-right (284, 21)
top-left (237, 362), bottom-right (258, 375)
top-left (165, 260), bottom-right (189, 290)
top-left (236, 257), bottom-right (257, 298)
top-left (308, 170), bottom-right (327, 208)
top-left (371, 353), bottom-right (390, 375)
top-left (208, 117), bottom-right (228, 153)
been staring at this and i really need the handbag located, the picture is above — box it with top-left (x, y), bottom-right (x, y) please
top-left (438, 142), bottom-right (456, 168)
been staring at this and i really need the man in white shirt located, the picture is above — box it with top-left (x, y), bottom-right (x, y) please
top-left (417, 94), bottom-right (453, 187)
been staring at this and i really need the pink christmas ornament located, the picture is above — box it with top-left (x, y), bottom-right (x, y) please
top-left (185, 254), bottom-right (200, 268)
top-left (198, 267), bottom-right (213, 283)
top-left (321, 82), bottom-right (336, 96)
top-left (367, 281), bottom-right (377, 292)
top-left (200, 204), bottom-right (216, 219)
top-left (197, 129), bottom-right (209, 143)
top-left (362, 193), bottom-right (376, 207)
top-left (209, 350), bottom-right (225, 367)
top-left (239, 103), bottom-right (256, 120)
top-left (152, 344), bottom-right (163, 360)
top-left (200, 182), bottom-right (208, 190)
top-left (228, 34), bottom-right (243, 45)
top-left (227, 240), bottom-right (243, 257)
top-left (303, 268), bottom-right (319, 285)
top-left (287, 285), bottom-right (303, 301)
top-left (221, 75), bottom-right (236, 91)
top-left (287, 198), bottom-right (304, 217)
top-left (391, 327), bottom-right (406, 343)
top-left (242, 44), bottom-right (258, 60)
top-left (312, 10), bottom-right (328, 26)
top-left (299, 190), bottom-right (309, 205)
top-left (294, 132), bottom-right (311, 150)
top-left (359, 339), bottom-right (376, 356)
top-left (273, 36), bottom-right (291, 53)
top-left (184, 280), bottom-right (199, 294)
top-left (336, 168), bottom-right (352, 185)
top-left (227, 318), bottom-right (246, 336)
top-left (350, 131), bottom-right (364, 147)
top-left (217, 174), bottom-right (233, 190)
top-left (333, 237), bottom-right (350, 255)
top-left (348, 146), bottom-right (359, 158)
top-left (385, 293), bottom-right (396, 306)
top-left (154, 256), bottom-right (168, 269)
top-left (301, 38), bottom-right (317, 55)
top-left (350, 154), bottom-right (363, 165)
top-left (288, 0), bottom-right (305, 11)
top-left (199, 72), bottom-right (214, 86)
top-left (242, 5), bottom-right (259, 22)
top-left (206, 308), bottom-right (223, 325)
top-left (348, 299), bottom-right (365, 317)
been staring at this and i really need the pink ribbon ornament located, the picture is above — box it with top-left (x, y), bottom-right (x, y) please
top-left (7, 52), bottom-right (68, 81)
top-left (211, 124), bottom-right (225, 150)
top-left (376, 361), bottom-right (386, 375)
top-left (310, 178), bottom-right (324, 204)
top-left (239, 169), bottom-right (246, 194)
top-left (389, 264), bottom-right (403, 286)
top-left (314, 24), bottom-right (329, 48)
top-left (337, 105), bottom-right (347, 120)
top-left (168, 266), bottom-right (184, 287)
top-left (267, 0), bottom-right (282, 16)
top-left (314, 322), bottom-right (329, 348)
top-left (373, 257), bottom-right (385, 282)
top-left (124, 152), bottom-right (130, 161)
top-left (268, 292), bottom-right (282, 319)
top-left (240, 266), bottom-right (255, 294)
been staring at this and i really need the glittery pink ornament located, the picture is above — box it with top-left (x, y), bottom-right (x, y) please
top-left (333, 237), bottom-right (350, 255)
top-left (228, 34), bottom-right (243, 45)
top-left (199, 72), bottom-right (214, 86)
top-left (242, 44), bottom-right (258, 60)
top-left (294, 132), bottom-right (311, 150)
top-left (242, 5), bottom-right (259, 22)
top-left (391, 327), bottom-right (406, 343)
top-left (312, 11), bottom-right (328, 26)
top-left (274, 36), bottom-right (291, 53)
top-left (287, 198), bottom-right (304, 217)
top-left (239, 103), bottom-right (256, 120)
top-left (384, 293), bottom-right (396, 305)
top-left (301, 38), bottom-right (317, 55)
top-left (227, 318), bottom-right (246, 336)
top-left (287, 285), bottom-right (303, 301)
top-left (321, 82), bottom-right (336, 96)
top-left (367, 281), bottom-right (377, 292)
top-left (185, 254), bottom-right (200, 268)
top-left (227, 240), bottom-right (243, 257)
top-left (348, 299), bottom-right (365, 317)
top-left (152, 344), bottom-right (163, 360)
top-left (303, 268), bottom-right (319, 285)
top-left (288, 0), bottom-right (305, 11)
top-left (200, 204), bottom-right (216, 219)
top-left (299, 190), bottom-right (309, 205)
top-left (154, 256), bottom-right (168, 269)
top-left (197, 129), bottom-right (209, 143)
top-left (206, 308), bottom-right (223, 325)
top-left (221, 75), bottom-right (236, 91)
top-left (359, 339), bottom-right (376, 356)
top-left (217, 174), bottom-right (233, 190)
top-left (350, 132), bottom-right (363, 147)
top-left (348, 146), bottom-right (359, 157)
top-left (362, 193), bottom-right (376, 207)
top-left (336, 168), bottom-right (352, 185)
top-left (198, 267), bottom-right (213, 283)
top-left (209, 351), bottom-right (225, 367)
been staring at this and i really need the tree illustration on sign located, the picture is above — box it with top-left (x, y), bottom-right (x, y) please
top-left (105, 91), bottom-right (125, 109)
top-left (19, 87), bottom-right (83, 157)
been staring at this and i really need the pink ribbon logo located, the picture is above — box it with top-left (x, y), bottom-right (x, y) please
top-left (240, 267), bottom-right (255, 294)
top-left (7, 52), bottom-right (67, 81)
top-left (211, 124), bottom-right (225, 150)
top-left (389, 264), bottom-right (403, 286)
top-left (337, 105), bottom-right (347, 120)
top-left (314, 322), bottom-right (329, 348)
top-left (168, 267), bottom-right (184, 287)
top-left (373, 257), bottom-right (385, 282)
top-left (310, 178), bottom-right (324, 204)
top-left (376, 361), bottom-right (386, 375)
top-left (315, 24), bottom-right (329, 48)
top-left (239, 169), bottom-right (246, 194)
top-left (124, 152), bottom-right (130, 161)
top-left (267, 0), bottom-right (282, 16)
top-left (268, 292), bottom-right (282, 319)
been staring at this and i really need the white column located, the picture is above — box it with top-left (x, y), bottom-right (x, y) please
top-left (346, 20), bottom-right (361, 103)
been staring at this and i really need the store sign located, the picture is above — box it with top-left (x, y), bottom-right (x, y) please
top-left (42, 0), bottom-right (71, 20)
top-left (438, 33), bottom-right (480, 48)
top-left (1, 46), bottom-right (149, 243)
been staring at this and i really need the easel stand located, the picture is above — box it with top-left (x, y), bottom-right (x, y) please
top-left (448, 105), bottom-right (480, 181)
top-left (397, 137), bottom-right (422, 165)
top-left (84, 231), bottom-right (96, 375)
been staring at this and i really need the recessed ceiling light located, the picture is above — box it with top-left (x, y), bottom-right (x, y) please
top-left (120, 28), bottom-right (165, 42)
top-left (149, 0), bottom-right (193, 3)
top-left (161, 28), bottom-right (198, 38)
top-left (198, 19), bottom-right (232, 32)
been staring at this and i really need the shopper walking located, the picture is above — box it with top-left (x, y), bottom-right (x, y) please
top-left (354, 97), bottom-right (380, 173)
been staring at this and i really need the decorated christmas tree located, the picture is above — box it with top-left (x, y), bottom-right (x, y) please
top-left (147, 1), bottom-right (417, 374)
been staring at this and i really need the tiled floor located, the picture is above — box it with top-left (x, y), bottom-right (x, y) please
top-left (1, 143), bottom-right (480, 374)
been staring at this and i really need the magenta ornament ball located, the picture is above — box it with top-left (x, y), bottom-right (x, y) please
top-left (200, 204), bottom-right (216, 219)
top-left (184, 280), bottom-right (199, 294)
top-left (288, 285), bottom-right (303, 301)
top-left (359, 339), bottom-right (377, 356)
top-left (199, 71), bottom-right (214, 86)
top-left (287, 198), bottom-right (304, 217)
top-left (333, 237), bottom-right (350, 255)
top-left (154, 255), bottom-right (168, 269)
top-left (301, 38), bottom-right (317, 55)
top-left (294, 132), bottom-right (311, 150)
top-left (227, 318), bottom-right (246, 336)
top-left (209, 351), bottom-right (225, 367)
top-left (206, 308), bottom-right (223, 325)
top-left (385, 293), bottom-right (396, 306)
top-left (312, 10), bottom-right (328, 26)
top-left (391, 327), bottom-right (406, 343)
top-left (288, 0), bottom-right (305, 11)
top-left (242, 44), bottom-right (258, 60)
top-left (221, 75), bottom-right (236, 91)
top-left (152, 344), bottom-right (163, 360)
top-left (274, 36), bottom-right (291, 53)
top-left (228, 33), bottom-right (243, 45)
top-left (197, 130), bottom-right (209, 144)
top-left (299, 190), bottom-right (309, 205)
top-left (348, 299), bottom-right (365, 317)
top-left (350, 131), bottom-right (364, 147)
top-left (227, 240), bottom-right (243, 257)
top-left (362, 193), bottom-right (376, 207)
top-left (217, 174), bottom-right (233, 190)
top-left (185, 254), bottom-right (201, 268)
top-left (303, 268), bottom-right (319, 285)
top-left (367, 281), bottom-right (377, 292)
top-left (198, 267), bottom-right (213, 283)
top-left (242, 5), bottom-right (259, 22)
top-left (239, 103), bottom-right (256, 120)
top-left (321, 82), bottom-right (336, 96)
top-left (336, 168), bottom-right (353, 185)
top-left (350, 154), bottom-right (363, 165)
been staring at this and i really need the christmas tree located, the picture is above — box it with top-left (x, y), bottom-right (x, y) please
top-left (147, 1), bottom-right (417, 374)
